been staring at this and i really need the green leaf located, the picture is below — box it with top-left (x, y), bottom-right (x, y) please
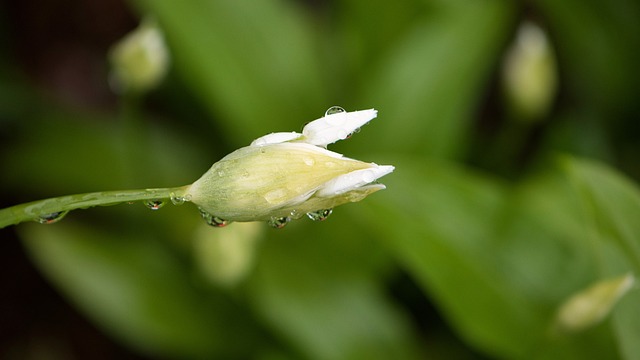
top-left (131, 0), bottom-right (327, 145)
top-left (535, 0), bottom-right (640, 114)
top-left (246, 214), bottom-right (423, 360)
top-left (353, 157), bottom-right (540, 358)
top-left (564, 157), bottom-right (640, 359)
top-left (361, 1), bottom-right (515, 158)
top-left (354, 157), bottom-right (623, 358)
top-left (19, 222), bottom-right (265, 359)
top-left (1, 108), bottom-right (205, 195)
top-left (564, 157), bottom-right (640, 273)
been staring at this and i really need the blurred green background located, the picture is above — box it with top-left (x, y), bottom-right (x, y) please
top-left (1, 0), bottom-right (640, 359)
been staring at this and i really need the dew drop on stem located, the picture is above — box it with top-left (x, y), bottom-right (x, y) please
top-left (144, 200), bottom-right (165, 210)
top-left (36, 211), bottom-right (69, 224)
top-left (170, 192), bottom-right (190, 206)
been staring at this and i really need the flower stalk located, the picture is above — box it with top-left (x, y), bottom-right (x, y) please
top-left (0, 187), bottom-right (188, 229)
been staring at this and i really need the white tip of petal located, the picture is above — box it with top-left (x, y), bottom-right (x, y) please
top-left (251, 132), bottom-right (303, 146)
top-left (302, 109), bottom-right (378, 146)
top-left (316, 165), bottom-right (394, 197)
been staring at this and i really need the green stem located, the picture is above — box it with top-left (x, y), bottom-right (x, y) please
top-left (0, 186), bottom-right (190, 229)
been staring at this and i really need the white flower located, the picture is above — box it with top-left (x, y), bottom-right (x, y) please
top-left (186, 107), bottom-right (394, 227)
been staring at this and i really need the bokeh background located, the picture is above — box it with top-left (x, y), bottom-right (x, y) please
top-left (1, 0), bottom-right (640, 359)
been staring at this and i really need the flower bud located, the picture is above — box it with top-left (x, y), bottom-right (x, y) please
top-left (555, 273), bottom-right (635, 332)
top-left (502, 22), bottom-right (557, 122)
top-left (193, 222), bottom-right (263, 286)
top-left (109, 18), bottom-right (170, 94)
top-left (186, 108), bottom-right (394, 227)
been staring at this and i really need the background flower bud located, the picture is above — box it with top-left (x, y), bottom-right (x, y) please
top-left (502, 22), bottom-right (557, 122)
top-left (109, 18), bottom-right (170, 94)
top-left (555, 273), bottom-right (635, 333)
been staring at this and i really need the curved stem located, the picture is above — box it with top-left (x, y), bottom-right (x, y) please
top-left (0, 186), bottom-right (190, 229)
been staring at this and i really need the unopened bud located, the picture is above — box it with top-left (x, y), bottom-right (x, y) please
top-left (109, 18), bottom-right (170, 94)
top-left (502, 22), bottom-right (557, 122)
top-left (555, 273), bottom-right (635, 332)
top-left (194, 222), bottom-right (263, 286)
top-left (186, 108), bottom-right (394, 227)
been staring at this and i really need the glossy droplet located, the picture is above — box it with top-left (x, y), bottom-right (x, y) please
top-left (36, 211), bottom-right (69, 224)
top-left (325, 106), bottom-right (346, 116)
top-left (345, 127), bottom-right (361, 139)
top-left (306, 209), bottom-right (333, 221)
top-left (268, 216), bottom-right (290, 229)
top-left (170, 192), bottom-right (191, 206)
top-left (144, 199), bottom-right (165, 210)
top-left (289, 209), bottom-right (305, 220)
top-left (302, 157), bottom-right (315, 166)
top-left (198, 207), bottom-right (229, 228)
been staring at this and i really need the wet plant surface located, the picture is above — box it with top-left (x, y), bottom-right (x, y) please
top-left (1, 0), bottom-right (640, 359)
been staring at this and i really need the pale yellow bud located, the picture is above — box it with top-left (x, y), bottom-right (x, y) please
top-left (188, 143), bottom-right (388, 222)
top-left (555, 273), bottom-right (635, 332)
top-left (185, 108), bottom-right (394, 228)
top-left (109, 18), bottom-right (170, 94)
top-left (502, 22), bottom-right (557, 122)
top-left (193, 222), bottom-right (263, 287)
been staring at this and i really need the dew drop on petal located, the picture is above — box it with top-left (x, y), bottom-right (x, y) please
top-left (289, 209), bottom-right (305, 220)
top-left (198, 207), bottom-right (230, 227)
top-left (324, 106), bottom-right (346, 116)
top-left (144, 199), bottom-right (165, 210)
top-left (345, 127), bottom-right (361, 139)
top-left (36, 211), bottom-right (69, 224)
top-left (306, 209), bottom-right (333, 221)
top-left (303, 157), bottom-right (315, 166)
top-left (346, 192), bottom-right (368, 203)
top-left (268, 216), bottom-right (290, 229)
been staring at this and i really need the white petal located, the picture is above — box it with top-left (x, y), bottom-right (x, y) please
top-left (250, 132), bottom-right (303, 146)
top-left (316, 165), bottom-right (394, 197)
top-left (302, 109), bottom-right (377, 146)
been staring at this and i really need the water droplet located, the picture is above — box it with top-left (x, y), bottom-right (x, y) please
top-left (36, 211), bottom-right (69, 224)
top-left (198, 207), bottom-right (230, 227)
top-left (303, 157), bottom-right (315, 166)
top-left (144, 199), bottom-right (165, 210)
top-left (346, 192), bottom-right (368, 203)
top-left (170, 192), bottom-right (190, 206)
top-left (268, 216), bottom-right (290, 229)
top-left (289, 209), bottom-right (305, 219)
top-left (306, 209), bottom-right (333, 221)
top-left (345, 127), bottom-right (361, 139)
top-left (325, 106), bottom-right (346, 116)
